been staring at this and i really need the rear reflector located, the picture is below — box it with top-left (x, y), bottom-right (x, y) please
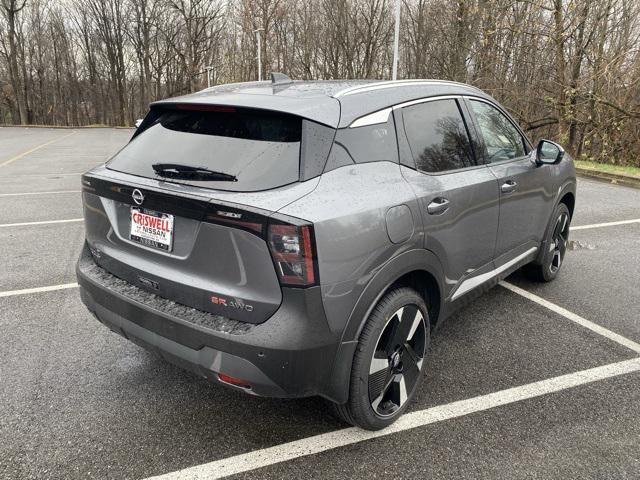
top-left (218, 373), bottom-right (251, 388)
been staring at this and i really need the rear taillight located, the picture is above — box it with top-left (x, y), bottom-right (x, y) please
top-left (267, 221), bottom-right (318, 287)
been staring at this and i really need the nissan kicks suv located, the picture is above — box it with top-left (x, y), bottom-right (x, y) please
top-left (77, 76), bottom-right (576, 430)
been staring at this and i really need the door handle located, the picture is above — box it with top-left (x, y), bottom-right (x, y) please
top-left (501, 180), bottom-right (518, 194)
top-left (427, 197), bottom-right (450, 215)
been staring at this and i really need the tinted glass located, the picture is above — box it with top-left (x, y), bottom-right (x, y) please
top-left (107, 107), bottom-right (301, 192)
top-left (469, 100), bottom-right (526, 162)
top-left (402, 99), bottom-right (475, 173)
top-left (329, 115), bottom-right (398, 168)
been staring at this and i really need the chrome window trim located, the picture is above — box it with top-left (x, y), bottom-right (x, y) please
top-left (392, 95), bottom-right (460, 110)
top-left (349, 108), bottom-right (392, 128)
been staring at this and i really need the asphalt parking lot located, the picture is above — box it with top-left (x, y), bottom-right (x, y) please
top-left (1, 126), bottom-right (639, 480)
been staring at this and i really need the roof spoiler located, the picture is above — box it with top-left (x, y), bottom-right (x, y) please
top-left (270, 72), bottom-right (292, 86)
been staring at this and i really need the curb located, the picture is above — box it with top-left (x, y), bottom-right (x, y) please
top-left (576, 167), bottom-right (640, 190)
top-left (0, 124), bottom-right (134, 130)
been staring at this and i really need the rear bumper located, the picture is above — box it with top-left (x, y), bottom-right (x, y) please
top-left (76, 243), bottom-right (345, 400)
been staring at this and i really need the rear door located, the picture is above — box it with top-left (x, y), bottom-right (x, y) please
top-left (465, 98), bottom-right (553, 265)
top-left (397, 97), bottom-right (500, 301)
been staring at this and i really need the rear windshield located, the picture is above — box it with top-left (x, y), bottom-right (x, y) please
top-left (107, 107), bottom-right (302, 192)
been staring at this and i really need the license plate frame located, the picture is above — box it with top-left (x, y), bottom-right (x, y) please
top-left (129, 207), bottom-right (174, 252)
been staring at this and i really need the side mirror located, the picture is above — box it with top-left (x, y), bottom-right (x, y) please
top-left (535, 139), bottom-right (564, 166)
top-left (135, 118), bottom-right (143, 128)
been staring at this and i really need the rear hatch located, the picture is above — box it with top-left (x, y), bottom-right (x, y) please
top-left (81, 105), bottom-right (333, 324)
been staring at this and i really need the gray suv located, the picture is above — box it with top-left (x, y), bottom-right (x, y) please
top-left (77, 76), bottom-right (576, 430)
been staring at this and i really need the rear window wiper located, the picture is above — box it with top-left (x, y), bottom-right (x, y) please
top-left (152, 163), bottom-right (238, 182)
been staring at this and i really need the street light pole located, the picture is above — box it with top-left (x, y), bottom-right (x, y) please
top-left (392, 0), bottom-right (401, 81)
top-left (254, 28), bottom-right (265, 81)
top-left (205, 66), bottom-right (214, 88)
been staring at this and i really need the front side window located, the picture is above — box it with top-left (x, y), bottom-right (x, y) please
top-left (469, 100), bottom-right (526, 163)
top-left (402, 99), bottom-right (475, 173)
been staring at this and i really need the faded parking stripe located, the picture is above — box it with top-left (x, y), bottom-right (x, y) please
top-left (0, 190), bottom-right (81, 197)
top-left (0, 130), bottom-right (77, 167)
top-left (0, 218), bottom-right (83, 228)
top-left (572, 218), bottom-right (640, 230)
top-left (0, 283), bottom-right (78, 298)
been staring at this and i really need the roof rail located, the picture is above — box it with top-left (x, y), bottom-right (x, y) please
top-left (333, 79), bottom-right (480, 98)
top-left (200, 80), bottom-right (267, 92)
top-left (271, 72), bottom-right (293, 86)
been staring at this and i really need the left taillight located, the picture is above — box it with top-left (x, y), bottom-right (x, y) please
top-left (267, 221), bottom-right (318, 287)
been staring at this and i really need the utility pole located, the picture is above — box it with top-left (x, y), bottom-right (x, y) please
top-left (254, 28), bottom-right (265, 81)
top-left (392, 0), bottom-right (401, 81)
top-left (205, 66), bottom-right (214, 88)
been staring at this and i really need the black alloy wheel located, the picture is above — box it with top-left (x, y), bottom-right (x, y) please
top-left (549, 210), bottom-right (570, 274)
top-left (368, 304), bottom-right (427, 417)
top-left (334, 287), bottom-right (430, 430)
top-left (524, 202), bottom-right (571, 282)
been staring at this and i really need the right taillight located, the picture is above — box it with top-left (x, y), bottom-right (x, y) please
top-left (267, 221), bottom-right (318, 287)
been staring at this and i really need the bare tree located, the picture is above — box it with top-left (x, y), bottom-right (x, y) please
top-left (167, 0), bottom-right (225, 92)
top-left (0, 0), bottom-right (638, 168)
top-left (1, 0), bottom-right (27, 123)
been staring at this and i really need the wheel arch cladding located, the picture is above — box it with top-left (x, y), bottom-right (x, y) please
top-left (341, 249), bottom-right (445, 343)
top-left (323, 249), bottom-right (444, 404)
top-left (387, 269), bottom-right (441, 328)
top-left (560, 191), bottom-right (575, 219)
top-left (535, 183), bottom-right (576, 265)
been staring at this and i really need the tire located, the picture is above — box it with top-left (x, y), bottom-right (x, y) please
top-left (524, 202), bottom-right (571, 282)
top-left (334, 287), bottom-right (430, 430)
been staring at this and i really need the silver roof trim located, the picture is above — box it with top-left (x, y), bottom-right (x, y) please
top-left (199, 80), bottom-right (270, 93)
top-left (392, 95), bottom-right (460, 110)
top-left (349, 107), bottom-right (392, 128)
top-left (333, 79), bottom-right (479, 98)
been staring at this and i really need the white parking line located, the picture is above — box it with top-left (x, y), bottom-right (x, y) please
top-left (500, 281), bottom-right (640, 354)
top-left (0, 190), bottom-right (80, 197)
top-left (0, 218), bottom-right (83, 228)
top-left (0, 283), bottom-right (79, 298)
top-left (6, 172), bottom-right (82, 177)
top-left (0, 130), bottom-right (77, 167)
top-left (572, 218), bottom-right (640, 230)
top-left (147, 357), bottom-right (640, 480)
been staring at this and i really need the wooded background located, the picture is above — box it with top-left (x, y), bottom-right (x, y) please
top-left (1, 0), bottom-right (639, 165)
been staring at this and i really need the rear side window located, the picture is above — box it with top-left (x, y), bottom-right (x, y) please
top-left (107, 107), bottom-right (302, 192)
top-left (469, 100), bottom-right (526, 162)
top-left (325, 114), bottom-right (398, 171)
top-left (402, 99), bottom-right (475, 173)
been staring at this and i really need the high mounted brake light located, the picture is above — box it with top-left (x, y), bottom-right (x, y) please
top-left (267, 221), bottom-right (318, 287)
top-left (174, 103), bottom-right (236, 112)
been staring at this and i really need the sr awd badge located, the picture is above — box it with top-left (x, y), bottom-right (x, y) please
top-left (211, 295), bottom-right (254, 312)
